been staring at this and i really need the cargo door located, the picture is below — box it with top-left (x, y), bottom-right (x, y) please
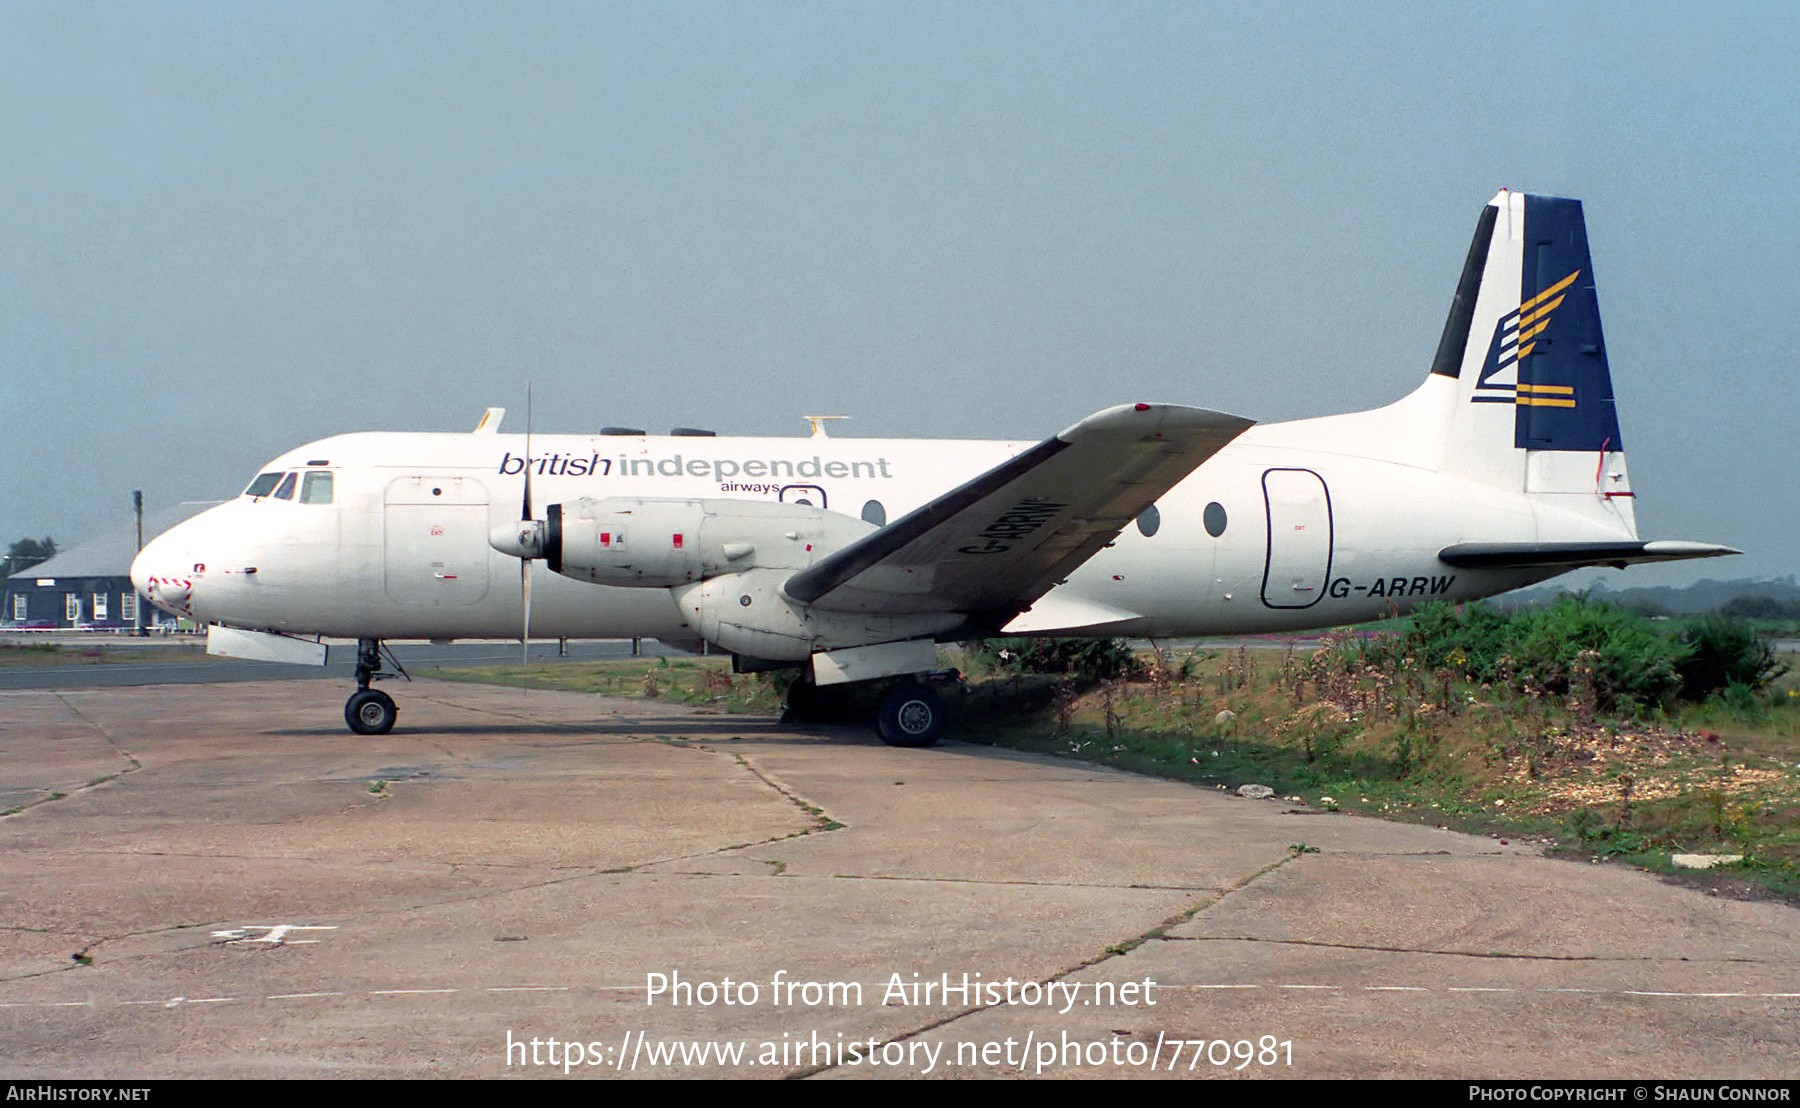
top-left (383, 475), bottom-right (492, 606)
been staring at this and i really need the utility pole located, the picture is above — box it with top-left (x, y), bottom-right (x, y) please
top-left (133, 491), bottom-right (146, 636)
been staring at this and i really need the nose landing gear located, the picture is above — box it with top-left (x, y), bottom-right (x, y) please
top-left (344, 638), bottom-right (407, 735)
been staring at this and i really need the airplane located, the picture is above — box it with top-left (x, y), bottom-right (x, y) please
top-left (131, 191), bottom-right (1736, 746)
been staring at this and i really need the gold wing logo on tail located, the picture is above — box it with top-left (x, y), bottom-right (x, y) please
top-left (1472, 268), bottom-right (1582, 405)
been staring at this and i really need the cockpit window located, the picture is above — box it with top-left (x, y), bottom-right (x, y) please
top-left (244, 472), bottom-right (282, 498)
top-left (273, 472), bottom-right (298, 500)
top-left (300, 471), bottom-right (334, 505)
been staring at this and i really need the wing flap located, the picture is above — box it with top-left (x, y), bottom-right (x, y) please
top-left (785, 403), bottom-right (1253, 620)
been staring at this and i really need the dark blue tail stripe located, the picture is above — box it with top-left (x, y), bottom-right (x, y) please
top-left (1514, 196), bottom-right (1623, 452)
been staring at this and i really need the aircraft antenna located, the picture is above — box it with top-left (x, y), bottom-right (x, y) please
top-left (803, 415), bottom-right (848, 439)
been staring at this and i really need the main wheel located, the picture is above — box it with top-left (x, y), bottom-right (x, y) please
top-left (781, 678), bottom-right (820, 725)
top-left (782, 678), bottom-right (854, 725)
top-left (874, 681), bottom-right (946, 747)
top-left (345, 689), bottom-right (398, 735)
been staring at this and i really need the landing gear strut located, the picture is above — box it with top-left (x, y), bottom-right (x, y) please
top-left (344, 638), bottom-right (404, 735)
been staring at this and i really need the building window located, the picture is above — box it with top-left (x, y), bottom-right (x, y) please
top-left (121, 593), bottom-right (138, 623)
top-left (11, 594), bottom-right (24, 621)
top-left (93, 593), bottom-right (108, 621)
top-left (65, 594), bottom-right (81, 623)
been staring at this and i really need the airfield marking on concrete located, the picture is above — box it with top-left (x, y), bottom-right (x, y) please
top-left (210, 924), bottom-right (339, 945)
top-left (266, 992), bottom-right (344, 1000)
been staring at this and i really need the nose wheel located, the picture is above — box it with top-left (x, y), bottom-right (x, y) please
top-left (346, 689), bottom-right (398, 735)
top-left (344, 638), bottom-right (405, 735)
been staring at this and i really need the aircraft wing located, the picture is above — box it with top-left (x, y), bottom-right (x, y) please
top-left (784, 403), bottom-right (1254, 623)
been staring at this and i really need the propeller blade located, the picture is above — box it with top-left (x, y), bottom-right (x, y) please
top-left (522, 384), bottom-right (533, 523)
top-left (520, 383), bottom-right (533, 668)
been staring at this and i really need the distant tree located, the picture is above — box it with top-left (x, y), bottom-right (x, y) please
top-left (1720, 595), bottom-right (1792, 621)
top-left (4, 537), bottom-right (58, 577)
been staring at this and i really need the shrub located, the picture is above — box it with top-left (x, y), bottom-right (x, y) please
top-left (1372, 596), bottom-right (1696, 712)
top-left (1676, 615), bottom-right (1788, 700)
top-left (972, 637), bottom-right (1142, 682)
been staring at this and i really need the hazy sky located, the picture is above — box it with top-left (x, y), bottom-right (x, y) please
top-left (3, 2), bottom-right (1795, 586)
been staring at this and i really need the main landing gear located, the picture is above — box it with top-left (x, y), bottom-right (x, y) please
top-left (344, 638), bottom-right (407, 735)
top-left (782, 672), bottom-right (952, 748)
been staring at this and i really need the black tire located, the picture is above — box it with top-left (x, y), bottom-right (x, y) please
top-left (875, 681), bottom-right (946, 747)
top-left (782, 678), bottom-right (854, 725)
top-left (781, 678), bottom-right (819, 725)
top-left (345, 689), bottom-right (398, 735)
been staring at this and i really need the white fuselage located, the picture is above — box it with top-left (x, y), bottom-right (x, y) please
top-left (133, 382), bottom-right (1637, 646)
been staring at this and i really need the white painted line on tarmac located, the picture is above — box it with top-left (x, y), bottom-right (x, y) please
top-left (267, 992), bottom-right (343, 1000)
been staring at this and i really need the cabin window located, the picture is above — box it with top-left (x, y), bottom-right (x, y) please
top-left (300, 471), bottom-right (335, 505)
top-left (244, 472), bottom-right (282, 497)
top-left (1136, 505), bottom-right (1160, 537)
top-left (861, 500), bottom-right (886, 527)
top-left (1203, 502), bottom-right (1228, 538)
top-left (273, 472), bottom-right (298, 500)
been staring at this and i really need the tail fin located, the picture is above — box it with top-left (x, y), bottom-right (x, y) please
top-left (1436, 191), bottom-right (1634, 522)
top-left (1426, 192), bottom-right (1736, 570)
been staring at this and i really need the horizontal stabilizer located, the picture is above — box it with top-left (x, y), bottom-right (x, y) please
top-left (1437, 540), bottom-right (1740, 570)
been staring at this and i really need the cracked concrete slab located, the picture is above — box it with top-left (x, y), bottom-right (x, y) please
top-left (1175, 852), bottom-right (1800, 962)
top-left (1, 677), bottom-right (1795, 1078)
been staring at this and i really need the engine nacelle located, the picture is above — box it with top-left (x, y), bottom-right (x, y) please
top-left (543, 497), bottom-right (875, 588)
top-left (672, 568), bottom-right (964, 661)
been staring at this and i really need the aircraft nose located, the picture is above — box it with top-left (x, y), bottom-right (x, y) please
top-left (131, 532), bottom-right (197, 618)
